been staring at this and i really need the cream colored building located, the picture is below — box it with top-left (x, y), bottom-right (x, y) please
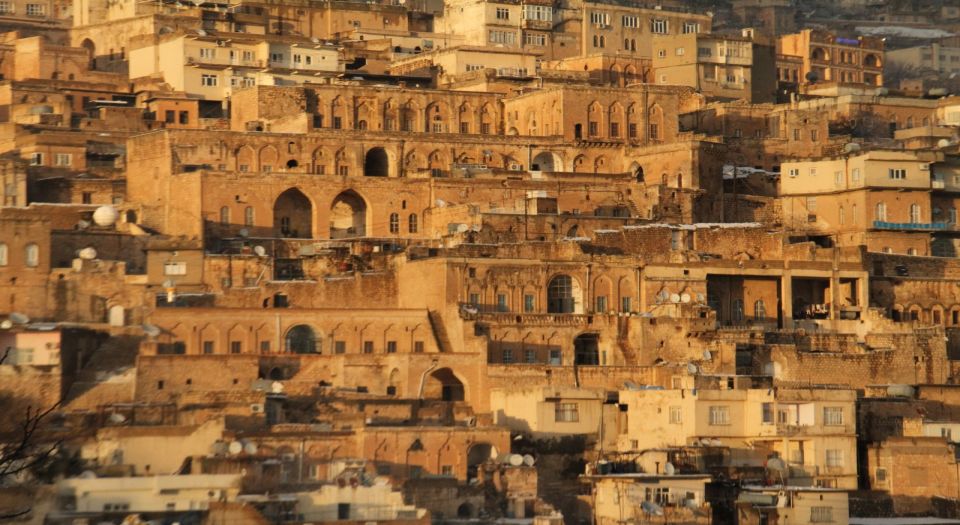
top-left (389, 45), bottom-right (541, 80)
top-left (779, 151), bottom-right (935, 255)
top-left (652, 32), bottom-right (760, 101)
top-left (888, 42), bottom-right (960, 76)
top-left (737, 486), bottom-right (849, 525)
top-left (129, 32), bottom-right (342, 101)
top-left (57, 474), bottom-right (243, 513)
top-left (616, 387), bottom-right (858, 489)
top-left (585, 473), bottom-right (712, 525)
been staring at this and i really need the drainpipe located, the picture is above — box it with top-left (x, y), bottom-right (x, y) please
top-left (417, 358), bottom-right (440, 399)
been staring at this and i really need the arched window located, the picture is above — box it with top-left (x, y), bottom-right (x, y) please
top-left (220, 206), bottom-right (230, 225)
top-left (754, 300), bottom-right (766, 320)
top-left (389, 213), bottom-right (399, 233)
top-left (244, 206), bottom-right (254, 226)
top-left (0, 243), bottom-right (6, 266)
top-left (408, 213), bottom-right (418, 233)
top-left (24, 243), bottom-right (38, 267)
top-left (909, 204), bottom-right (921, 224)
top-left (875, 202), bottom-right (887, 222)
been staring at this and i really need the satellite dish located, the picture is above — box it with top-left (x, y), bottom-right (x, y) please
top-left (228, 441), bottom-right (243, 455)
top-left (641, 501), bottom-right (664, 516)
top-left (686, 363), bottom-right (699, 374)
top-left (9, 312), bottom-right (29, 324)
top-left (271, 381), bottom-right (284, 394)
top-left (522, 454), bottom-right (535, 466)
top-left (680, 293), bottom-right (691, 303)
top-left (656, 289), bottom-right (670, 303)
top-left (664, 462), bottom-right (675, 475)
top-left (805, 71), bottom-right (818, 83)
top-left (695, 293), bottom-right (705, 303)
top-left (243, 442), bottom-right (258, 455)
top-left (0, 320), bottom-right (10, 329)
top-left (767, 457), bottom-right (786, 472)
top-left (703, 350), bottom-right (712, 361)
top-left (79, 247), bottom-right (98, 260)
top-left (508, 454), bottom-right (524, 466)
top-left (76, 219), bottom-right (91, 230)
top-left (670, 293), bottom-right (681, 303)
top-left (844, 142), bottom-right (862, 154)
top-left (107, 412), bottom-right (126, 424)
top-left (938, 139), bottom-right (952, 148)
top-left (142, 324), bottom-right (161, 337)
top-left (238, 228), bottom-right (249, 238)
top-left (92, 205), bottom-right (119, 227)
top-left (254, 245), bottom-right (267, 257)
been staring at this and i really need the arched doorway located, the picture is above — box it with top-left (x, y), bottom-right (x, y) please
top-left (532, 151), bottom-right (561, 172)
top-left (273, 188), bottom-right (312, 238)
top-left (548, 274), bottom-right (581, 313)
top-left (574, 333), bottom-right (599, 365)
top-left (466, 442), bottom-right (498, 481)
top-left (329, 190), bottom-right (367, 238)
top-left (364, 147), bottom-right (389, 177)
top-left (285, 325), bottom-right (318, 354)
top-left (81, 39), bottom-right (96, 69)
top-left (423, 367), bottom-right (465, 401)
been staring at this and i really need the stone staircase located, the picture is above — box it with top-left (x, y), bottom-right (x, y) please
top-left (64, 334), bottom-right (142, 410)
top-left (428, 310), bottom-right (454, 353)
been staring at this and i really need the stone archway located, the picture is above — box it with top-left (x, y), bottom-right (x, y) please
top-left (364, 147), bottom-right (389, 177)
top-left (329, 190), bottom-right (367, 239)
top-left (273, 188), bottom-right (312, 238)
top-left (285, 324), bottom-right (319, 354)
top-left (532, 151), bottom-right (562, 172)
top-left (424, 367), bottom-right (465, 401)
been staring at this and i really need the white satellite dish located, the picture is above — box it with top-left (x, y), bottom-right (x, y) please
top-left (680, 293), bottom-right (691, 303)
top-left (938, 139), bottom-right (952, 148)
top-left (664, 462), bottom-right (675, 475)
top-left (228, 441), bottom-right (243, 455)
top-left (0, 320), bottom-right (11, 330)
top-left (254, 245), bottom-right (267, 257)
top-left (686, 363), bottom-right (699, 375)
top-left (9, 312), bottom-right (29, 324)
top-left (79, 247), bottom-right (98, 260)
top-left (271, 381), bottom-right (284, 394)
top-left (76, 219), bottom-right (91, 230)
top-left (142, 324), bottom-right (161, 337)
top-left (670, 293), bottom-right (681, 303)
top-left (92, 205), bottom-right (119, 227)
top-left (238, 228), bottom-right (250, 238)
top-left (695, 293), bottom-right (705, 303)
top-left (243, 442), bottom-right (258, 455)
top-left (522, 454), bottom-right (535, 466)
top-left (107, 412), bottom-right (126, 424)
top-left (843, 142), bottom-right (861, 154)
top-left (703, 350), bottom-right (712, 361)
top-left (766, 457), bottom-right (786, 472)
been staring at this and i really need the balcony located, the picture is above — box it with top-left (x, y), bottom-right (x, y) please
top-left (521, 18), bottom-right (552, 30)
top-left (873, 221), bottom-right (947, 231)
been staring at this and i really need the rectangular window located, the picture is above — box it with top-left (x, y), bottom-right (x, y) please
top-left (81, 192), bottom-right (92, 204)
top-left (469, 293), bottom-right (480, 306)
top-left (810, 130), bottom-right (819, 141)
top-left (26, 3), bottom-right (45, 15)
top-left (0, 3), bottom-right (13, 13)
top-left (525, 349), bottom-right (536, 363)
top-left (811, 507), bottom-right (833, 523)
top-left (889, 168), bottom-right (907, 180)
top-left (589, 11), bottom-right (609, 26)
top-left (165, 110), bottom-right (176, 123)
top-left (651, 19), bottom-right (668, 34)
top-left (293, 53), bottom-right (302, 63)
top-left (481, 123), bottom-right (491, 134)
top-left (54, 153), bottom-right (72, 167)
top-left (335, 341), bottom-right (346, 354)
top-left (414, 341), bottom-right (424, 353)
top-left (851, 168), bottom-right (861, 182)
top-left (762, 402), bottom-right (774, 424)
top-left (363, 341), bottom-right (373, 354)
top-left (596, 296), bottom-right (607, 313)
top-left (823, 407), bottom-right (844, 426)
top-left (200, 74), bottom-right (218, 86)
top-left (549, 349), bottom-right (561, 365)
top-left (488, 30), bottom-right (516, 44)
top-left (622, 15), bottom-right (638, 28)
top-left (179, 111), bottom-right (189, 124)
top-left (524, 294), bottom-right (535, 312)
top-left (495, 7), bottom-right (509, 20)
top-left (649, 123), bottom-right (659, 140)
top-left (524, 33), bottom-right (546, 46)
top-left (788, 168), bottom-right (799, 177)
top-left (610, 122), bottom-right (620, 137)
top-left (709, 406), bottom-right (730, 425)
top-left (203, 341), bottom-right (214, 354)
top-left (502, 349), bottom-right (513, 363)
top-left (669, 406), bottom-right (682, 424)
top-left (588, 121), bottom-right (598, 136)
top-left (628, 123), bottom-right (637, 138)
top-left (807, 196), bottom-right (817, 212)
top-left (230, 341), bottom-right (241, 354)
top-left (682, 22), bottom-right (700, 34)
top-left (825, 449), bottom-right (844, 467)
top-left (793, 128), bottom-right (801, 141)
top-left (834, 170), bottom-right (843, 186)
top-left (698, 47), bottom-right (712, 57)
top-left (621, 297), bottom-right (631, 312)
top-left (555, 402), bottom-right (579, 422)
top-left (199, 48), bottom-right (215, 59)
top-left (164, 262), bottom-right (187, 275)
top-left (386, 341), bottom-right (397, 353)
top-left (522, 5), bottom-right (552, 21)
top-left (29, 153), bottom-right (43, 166)
top-left (333, 117), bottom-right (342, 129)
top-left (270, 53), bottom-right (283, 62)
